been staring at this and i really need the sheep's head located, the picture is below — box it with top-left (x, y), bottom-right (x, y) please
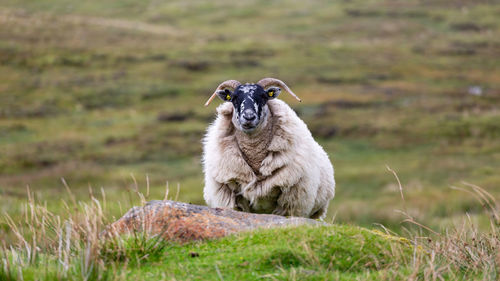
top-left (205, 78), bottom-right (301, 134)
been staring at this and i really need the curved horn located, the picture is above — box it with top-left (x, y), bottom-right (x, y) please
top-left (257, 78), bottom-right (302, 102)
top-left (204, 80), bottom-right (242, 107)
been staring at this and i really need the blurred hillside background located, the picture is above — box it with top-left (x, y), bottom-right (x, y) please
top-left (0, 0), bottom-right (499, 240)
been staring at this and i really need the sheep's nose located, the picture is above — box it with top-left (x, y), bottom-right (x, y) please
top-left (242, 109), bottom-right (256, 121)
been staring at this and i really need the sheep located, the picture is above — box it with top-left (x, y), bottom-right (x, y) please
top-left (202, 78), bottom-right (335, 219)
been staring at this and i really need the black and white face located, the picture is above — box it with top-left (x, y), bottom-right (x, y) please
top-left (217, 83), bottom-right (281, 134)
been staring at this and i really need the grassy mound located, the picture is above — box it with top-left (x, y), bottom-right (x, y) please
top-left (123, 225), bottom-right (415, 280)
top-left (1, 188), bottom-right (497, 280)
top-left (1, 224), bottom-right (417, 280)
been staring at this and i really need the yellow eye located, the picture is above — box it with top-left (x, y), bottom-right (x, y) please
top-left (268, 91), bottom-right (274, 97)
top-left (226, 94), bottom-right (231, 100)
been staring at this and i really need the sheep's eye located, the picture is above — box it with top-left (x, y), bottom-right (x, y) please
top-left (226, 94), bottom-right (231, 100)
top-left (268, 90), bottom-right (274, 97)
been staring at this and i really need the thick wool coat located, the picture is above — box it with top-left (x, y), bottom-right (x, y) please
top-left (203, 99), bottom-right (335, 219)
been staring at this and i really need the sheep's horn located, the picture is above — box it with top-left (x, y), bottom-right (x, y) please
top-left (257, 78), bottom-right (302, 102)
top-left (204, 80), bottom-right (242, 107)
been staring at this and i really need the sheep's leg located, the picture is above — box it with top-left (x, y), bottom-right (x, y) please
top-left (274, 183), bottom-right (316, 218)
top-left (310, 206), bottom-right (327, 220)
top-left (204, 177), bottom-right (237, 209)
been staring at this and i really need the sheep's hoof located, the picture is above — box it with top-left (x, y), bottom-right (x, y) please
top-left (235, 195), bottom-right (251, 212)
top-left (272, 206), bottom-right (288, 216)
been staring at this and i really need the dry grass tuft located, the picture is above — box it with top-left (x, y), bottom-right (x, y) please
top-left (386, 168), bottom-right (499, 280)
top-left (0, 177), bottom-right (170, 280)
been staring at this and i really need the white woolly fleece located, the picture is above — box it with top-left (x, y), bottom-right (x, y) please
top-left (202, 99), bottom-right (335, 219)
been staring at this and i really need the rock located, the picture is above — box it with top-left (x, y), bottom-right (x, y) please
top-left (468, 86), bottom-right (483, 96)
top-left (104, 200), bottom-right (324, 243)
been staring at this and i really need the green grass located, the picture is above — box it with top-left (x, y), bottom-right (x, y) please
top-left (1, 1), bottom-right (499, 279)
top-left (2, 221), bottom-right (497, 280)
top-left (1, 178), bottom-right (498, 280)
top-left (0, 0), bottom-right (499, 253)
top-left (122, 225), bottom-right (416, 280)
top-left (0, 224), bottom-right (458, 280)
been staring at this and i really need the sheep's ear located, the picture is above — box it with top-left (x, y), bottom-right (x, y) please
top-left (216, 89), bottom-right (234, 102)
top-left (266, 87), bottom-right (281, 99)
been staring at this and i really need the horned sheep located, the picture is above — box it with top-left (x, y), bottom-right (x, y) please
top-left (202, 78), bottom-right (335, 219)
